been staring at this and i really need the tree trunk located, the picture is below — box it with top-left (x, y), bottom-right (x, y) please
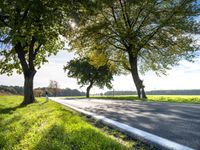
top-left (15, 40), bottom-right (39, 105)
top-left (128, 52), bottom-right (147, 99)
top-left (21, 70), bottom-right (36, 105)
top-left (86, 81), bottom-right (93, 98)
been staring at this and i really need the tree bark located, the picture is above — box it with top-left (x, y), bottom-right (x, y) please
top-left (22, 70), bottom-right (36, 105)
top-left (128, 52), bottom-right (147, 99)
top-left (86, 81), bottom-right (93, 98)
top-left (15, 39), bottom-right (38, 105)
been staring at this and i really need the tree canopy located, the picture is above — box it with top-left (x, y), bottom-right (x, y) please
top-left (0, 0), bottom-right (77, 104)
top-left (0, 0), bottom-right (67, 74)
top-left (68, 0), bottom-right (200, 98)
top-left (64, 58), bottom-right (115, 98)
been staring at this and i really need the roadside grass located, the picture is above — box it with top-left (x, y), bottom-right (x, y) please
top-left (85, 117), bottom-right (155, 150)
top-left (87, 95), bottom-right (200, 104)
top-left (0, 96), bottom-right (144, 150)
top-left (148, 95), bottom-right (200, 104)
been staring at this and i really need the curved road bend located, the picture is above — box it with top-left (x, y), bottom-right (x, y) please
top-left (52, 98), bottom-right (200, 150)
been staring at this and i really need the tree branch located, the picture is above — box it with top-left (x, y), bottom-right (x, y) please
top-left (28, 37), bottom-right (36, 70)
top-left (123, 0), bottom-right (131, 28)
top-left (33, 44), bottom-right (42, 59)
top-left (138, 0), bottom-right (188, 51)
top-left (15, 43), bottom-right (29, 73)
top-left (131, 4), bottom-right (145, 28)
top-left (108, 41), bottom-right (127, 52)
top-left (21, 8), bottom-right (29, 21)
top-left (134, 0), bottom-right (158, 35)
top-left (119, 0), bottom-right (128, 27)
top-left (111, 6), bottom-right (117, 23)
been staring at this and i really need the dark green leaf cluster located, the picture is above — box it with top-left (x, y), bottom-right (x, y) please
top-left (0, 0), bottom-right (75, 75)
top-left (64, 58), bottom-right (114, 89)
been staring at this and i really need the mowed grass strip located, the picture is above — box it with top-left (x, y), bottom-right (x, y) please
top-left (91, 95), bottom-right (200, 104)
top-left (0, 96), bottom-right (134, 150)
top-left (148, 95), bottom-right (200, 103)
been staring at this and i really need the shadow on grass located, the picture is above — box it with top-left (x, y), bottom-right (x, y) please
top-left (0, 106), bottom-right (23, 148)
top-left (0, 99), bottom-right (48, 114)
top-left (39, 101), bottom-right (48, 105)
top-left (0, 105), bottom-right (25, 114)
top-left (34, 123), bottom-right (126, 150)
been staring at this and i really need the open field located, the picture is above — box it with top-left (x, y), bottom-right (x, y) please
top-left (63, 95), bottom-right (200, 104)
top-left (91, 95), bottom-right (200, 104)
top-left (0, 96), bottom-right (142, 150)
top-left (148, 95), bottom-right (200, 103)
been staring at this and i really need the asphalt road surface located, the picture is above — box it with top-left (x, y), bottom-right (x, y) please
top-left (52, 98), bottom-right (200, 150)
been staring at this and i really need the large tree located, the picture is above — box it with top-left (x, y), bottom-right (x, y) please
top-left (64, 58), bottom-right (114, 98)
top-left (0, 0), bottom-right (76, 104)
top-left (68, 0), bottom-right (200, 98)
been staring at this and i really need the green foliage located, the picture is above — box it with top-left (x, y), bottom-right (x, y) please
top-left (69, 0), bottom-right (200, 75)
top-left (0, 96), bottom-right (131, 150)
top-left (0, 0), bottom-right (71, 75)
top-left (64, 58), bottom-right (114, 89)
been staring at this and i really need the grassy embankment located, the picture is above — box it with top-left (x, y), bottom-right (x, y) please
top-left (0, 95), bottom-right (149, 150)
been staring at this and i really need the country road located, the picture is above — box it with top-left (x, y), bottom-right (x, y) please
top-left (51, 98), bottom-right (200, 150)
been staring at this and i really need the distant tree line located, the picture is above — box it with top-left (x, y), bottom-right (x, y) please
top-left (0, 85), bottom-right (24, 95)
top-left (105, 90), bottom-right (200, 96)
top-left (34, 87), bottom-right (85, 97)
top-left (1, 85), bottom-right (200, 96)
top-left (0, 85), bottom-right (85, 96)
top-left (104, 91), bottom-right (137, 96)
top-left (147, 90), bottom-right (200, 95)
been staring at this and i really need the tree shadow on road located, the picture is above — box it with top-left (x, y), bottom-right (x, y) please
top-left (82, 101), bottom-right (200, 149)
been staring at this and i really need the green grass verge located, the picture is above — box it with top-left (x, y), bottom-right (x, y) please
top-left (0, 96), bottom-right (136, 150)
top-left (90, 95), bottom-right (200, 104)
top-left (148, 95), bottom-right (200, 104)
